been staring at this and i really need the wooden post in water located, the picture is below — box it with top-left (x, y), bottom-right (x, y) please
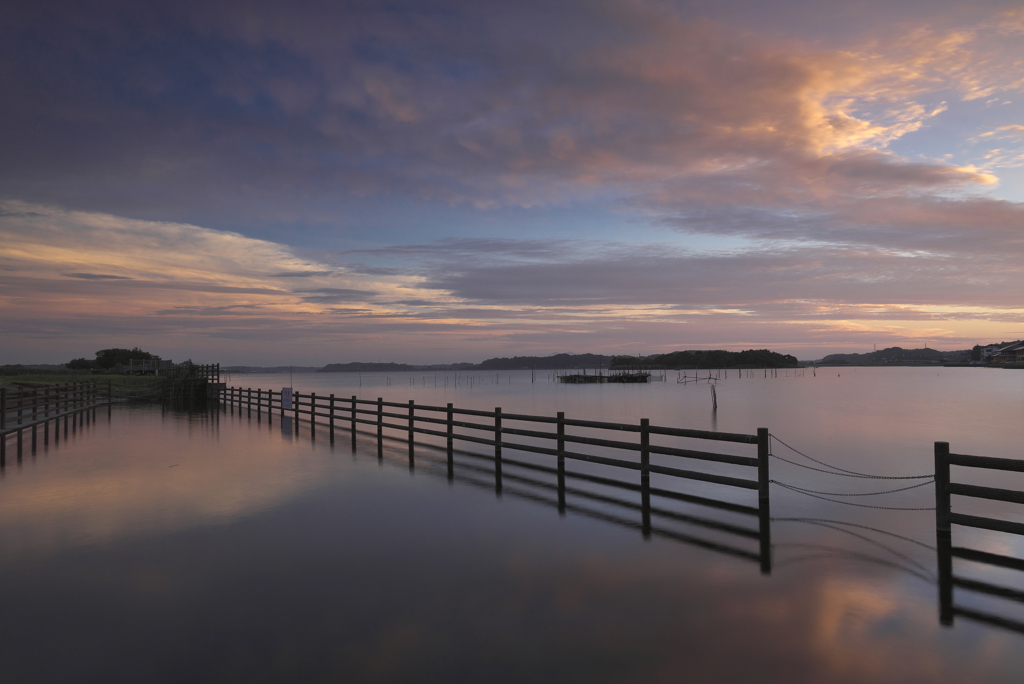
top-left (294, 391), bottom-right (300, 435)
top-left (310, 393), bottom-right (316, 439)
top-left (408, 400), bottom-right (415, 468)
top-left (757, 427), bottom-right (772, 574)
top-left (494, 407), bottom-right (502, 494)
top-left (329, 394), bottom-right (335, 444)
top-left (934, 441), bottom-right (953, 624)
top-left (0, 388), bottom-right (6, 432)
top-left (350, 396), bottom-right (357, 450)
top-left (247, 387), bottom-right (252, 418)
top-left (934, 442), bottom-right (951, 534)
top-left (557, 411), bottom-right (566, 514)
top-left (446, 403), bottom-right (454, 480)
top-left (641, 418), bottom-right (650, 538)
top-left (376, 398), bottom-right (383, 460)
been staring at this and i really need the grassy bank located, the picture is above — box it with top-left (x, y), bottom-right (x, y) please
top-left (1, 374), bottom-right (160, 388)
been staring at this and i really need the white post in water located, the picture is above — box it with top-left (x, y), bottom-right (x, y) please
top-left (282, 387), bottom-right (293, 411)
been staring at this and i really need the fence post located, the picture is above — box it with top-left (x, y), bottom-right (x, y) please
top-left (247, 387), bottom-right (252, 418)
top-left (408, 400), bottom-right (415, 468)
top-left (350, 396), bottom-right (357, 449)
top-left (557, 412), bottom-right (565, 514)
top-left (1, 387), bottom-right (6, 430)
top-left (377, 398), bottom-right (383, 460)
top-left (494, 407), bottom-right (502, 494)
top-left (108, 381), bottom-right (112, 417)
top-left (641, 418), bottom-right (650, 538)
top-left (935, 442), bottom-right (951, 534)
top-left (757, 427), bottom-right (772, 575)
top-left (329, 394), bottom-right (335, 443)
top-left (294, 392), bottom-right (300, 434)
top-left (446, 403), bottom-right (454, 480)
top-left (310, 393), bottom-right (317, 439)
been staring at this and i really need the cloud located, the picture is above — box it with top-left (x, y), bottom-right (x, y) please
top-left (62, 272), bottom-right (134, 280)
top-left (269, 270), bottom-right (334, 278)
top-left (296, 287), bottom-right (379, 303)
top-left (1, 0), bottom-right (1020, 221)
top-left (1, 3), bottom-right (1023, 362)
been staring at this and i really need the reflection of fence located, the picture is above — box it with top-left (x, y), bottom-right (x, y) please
top-left (414, 442), bottom-right (770, 567)
top-left (935, 441), bottom-right (1024, 633)
top-left (221, 386), bottom-right (773, 573)
top-left (0, 383), bottom-right (113, 465)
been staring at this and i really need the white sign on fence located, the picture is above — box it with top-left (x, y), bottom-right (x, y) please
top-left (282, 387), bottom-right (293, 410)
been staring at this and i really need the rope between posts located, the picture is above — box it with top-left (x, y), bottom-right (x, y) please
top-left (770, 434), bottom-right (933, 480)
top-left (771, 480), bottom-right (936, 510)
top-left (771, 478), bottom-right (934, 497)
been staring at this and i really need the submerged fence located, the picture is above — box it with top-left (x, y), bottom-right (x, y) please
top-left (935, 442), bottom-right (1024, 633)
top-left (0, 382), bottom-right (113, 464)
top-left (220, 385), bottom-right (773, 573)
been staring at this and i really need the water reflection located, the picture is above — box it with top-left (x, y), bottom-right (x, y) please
top-left (2, 402), bottom-right (1024, 682)
top-left (0, 407), bottom-right (332, 559)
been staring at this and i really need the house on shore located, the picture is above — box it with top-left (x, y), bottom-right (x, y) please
top-left (991, 342), bottom-right (1024, 364)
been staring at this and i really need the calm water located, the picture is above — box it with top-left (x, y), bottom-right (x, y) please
top-left (1, 367), bottom-right (1023, 682)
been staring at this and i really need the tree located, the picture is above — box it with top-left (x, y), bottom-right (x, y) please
top-left (93, 348), bottom-right (161, 369)
top-left (66, 357), bottom-right (94, 370)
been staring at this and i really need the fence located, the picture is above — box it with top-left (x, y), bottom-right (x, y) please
top-left (0, 382), bottom-right (113, 465)
top-left (122, 360), bottom-right (219, 383)
top-left (935, 441), bottom-right (1024, 633)
top-left (220, 385), bottom-right (773, 573)
top-left (194, 363), bottom-right (220, 383)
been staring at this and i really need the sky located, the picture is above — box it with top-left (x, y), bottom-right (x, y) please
top-left (2, 0), bottom-right (1023, 365)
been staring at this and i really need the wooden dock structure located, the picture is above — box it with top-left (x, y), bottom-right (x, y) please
top-left (558, 371), bottom-right (652, 383)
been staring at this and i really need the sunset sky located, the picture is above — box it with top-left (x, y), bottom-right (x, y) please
top-left (2, 0), bottom-right (1023, 365)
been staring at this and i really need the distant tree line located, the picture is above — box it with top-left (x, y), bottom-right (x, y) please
top-left (320, 353), bottom-right (613, 372)
top-left (818, 346), bottom-right (964, 365)
top-left (66, 348), bottom-right (161, 371)
top-left (610, 349), bottom-right (799, 369)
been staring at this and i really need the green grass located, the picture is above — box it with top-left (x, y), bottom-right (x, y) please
top-left (2, 374), bottom-right (163, 389)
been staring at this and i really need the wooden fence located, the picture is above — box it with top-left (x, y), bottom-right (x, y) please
top-left (221, 385), bottom-right (773, 573)
top-left (195, 363), bottom-right (220, 383)
top-left (935, 441), bottom-right (1024, 633)
top-left (0, 382), bottom-right (113, 465)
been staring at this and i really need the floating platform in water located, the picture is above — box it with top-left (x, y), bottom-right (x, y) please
top-left (558, 372), bottom-right (651, 383)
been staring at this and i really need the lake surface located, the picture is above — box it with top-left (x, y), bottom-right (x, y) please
top-left (1, 367), bottom-right (1023, 682)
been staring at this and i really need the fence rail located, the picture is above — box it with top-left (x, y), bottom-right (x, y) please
top-left (0, 382), bottom-right (113, 464)
top-left (220, 385), bottom-right (773, 573)
top-left (935, 441), bottom-right (1024, 633)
